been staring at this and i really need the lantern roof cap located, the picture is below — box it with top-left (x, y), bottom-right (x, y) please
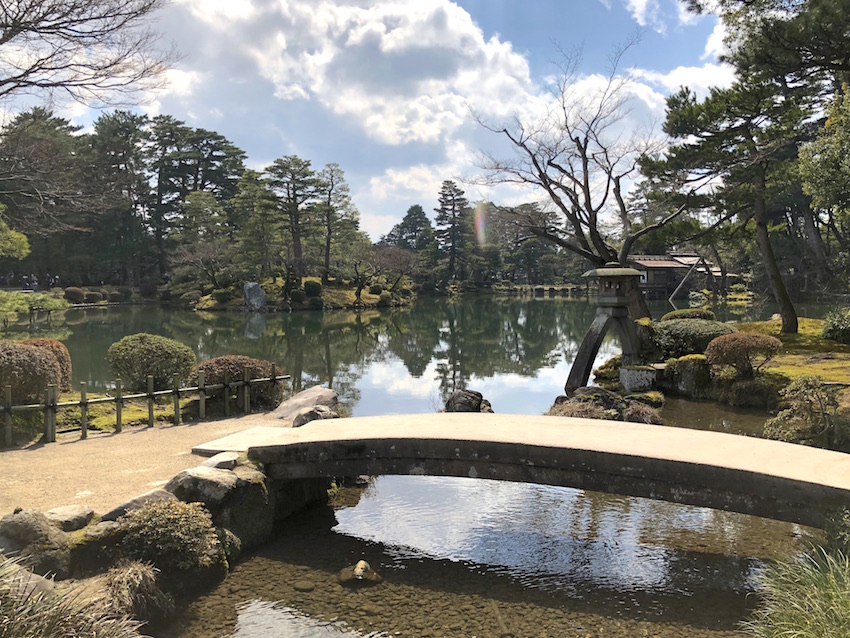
top-left (582, 262), bottom-right (642, 278)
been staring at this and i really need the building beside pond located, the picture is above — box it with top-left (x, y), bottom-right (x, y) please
top-left (628, 251), bottom-right (731, 299)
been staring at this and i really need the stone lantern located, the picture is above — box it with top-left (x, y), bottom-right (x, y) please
top-left (565, 262), bottom-right (642, 394)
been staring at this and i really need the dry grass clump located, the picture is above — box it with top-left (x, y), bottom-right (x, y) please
top-left (106, 561), bottom-right (174, 623)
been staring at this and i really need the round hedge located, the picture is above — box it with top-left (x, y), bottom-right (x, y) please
top-left (303, 280), bottom-right (322, 298)
top-left (84, 291), bottom-right (103, 304)
top-left (107, 333), bottom-right (196, 391)
top-left (63, 287), bottom-right (85, 304)
top-left (655, 318), bottom-right (736, 358)
top-left (0, 341), bottom-right (61, 403)
top-left (289, 289), bottom-right (306, 304)
top-left (705, 332), bottom-right (782, 379)
top-left (660, 308), bottom-right (717, 322)
top-left (368, 283), bottom-right (383, 295)
top-left (21, 338), bottom-right (72, 391)
top-left (195, 355), bottom-right (284, 409)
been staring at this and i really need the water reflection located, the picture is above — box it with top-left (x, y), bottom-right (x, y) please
top-left (159, 477), bottom-right (810, 638)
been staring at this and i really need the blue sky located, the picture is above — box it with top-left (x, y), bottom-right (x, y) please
top-left (66, 0), bottom-right (733, 239)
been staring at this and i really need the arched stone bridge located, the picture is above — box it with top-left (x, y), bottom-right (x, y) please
top-left (198, 413), bottom-right (850, 528)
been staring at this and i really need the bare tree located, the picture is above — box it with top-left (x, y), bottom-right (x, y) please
top-left (0, 0), bottom-right (176, 106)
top-left (474, 42), bottom-right (689, 318)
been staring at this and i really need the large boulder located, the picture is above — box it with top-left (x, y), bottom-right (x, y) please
top-left (292, 404), bottom-right (339, 427)
top-left (274, 385), bottom-right (339, 422)
top-left (243, 282), bottom-right (267, 313)
top-left (165, 464), bottom-right (275, 552)
top-left (445, 389), bottom-right (494, 413)
top-left (0, 509), bottom-right (71, 578)
top-left (45, 504), bottom-right (95, 532)
top-left (100, 488), bottom-right (177, 522)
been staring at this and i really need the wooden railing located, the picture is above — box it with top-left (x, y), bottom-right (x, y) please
top-left (2, 366), bottom-right (290, 446)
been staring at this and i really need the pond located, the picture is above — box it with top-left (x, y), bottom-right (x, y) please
top-left (42, 296), bottom-right (830, 636)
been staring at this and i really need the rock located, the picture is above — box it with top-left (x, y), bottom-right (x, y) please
top-left (273, 385), bottom-right (339, 422)
top-left (2, 562), bottom-right (55, 597)
top-left (100, 489), bottom-right (177, 522)
top-left (0, 509), bottom-right (70, 578)
top-left (292, 404), bottom-right (339, 427)
top-left (69, 521), bottom-right (124, 576)
top-left (243, 282), bottom-right (267, 313)
top-left (293, 579), bottom-right (315, 592)
top-left (45, 504), bottom-right (95, 532)
top-left (201, 451), bottom-right (241, 470)
top-left (338, 559), bottom-right (382, 586)
top-left (445, 389), bottom-right (494, 413)
top-left (214, 465), bottom-right (275, 551)
top-left (165, 466), bottom-right (239, 509)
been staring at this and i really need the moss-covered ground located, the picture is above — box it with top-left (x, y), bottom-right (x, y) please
top-left (736, 317), bottom-right (850, 384)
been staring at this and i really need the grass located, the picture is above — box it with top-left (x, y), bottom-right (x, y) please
top-left (0, 557), bottom-right (142, 638)
top-left (743, 549), bottom-right (850, 637)
top-left (736, 318), bottom-right (850, 384)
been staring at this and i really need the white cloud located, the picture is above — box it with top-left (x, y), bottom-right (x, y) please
top-left (702, 21), bottom-right (728, 60)
top-left (625, 0), bottom-right (662, 30)
top-left (176, 0), bottom-right (257, 24)
top-left (635, 62), bottom-right (736, 98)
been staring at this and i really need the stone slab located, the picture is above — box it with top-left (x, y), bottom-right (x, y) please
top-left (192, 426), bottom-right (299, 456)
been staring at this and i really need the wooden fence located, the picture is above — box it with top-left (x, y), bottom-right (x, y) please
top-left (2, 366), bottom-right (291, 446)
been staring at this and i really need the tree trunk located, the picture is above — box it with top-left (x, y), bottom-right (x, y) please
top-left (753, 177), bottom-right (797, 333)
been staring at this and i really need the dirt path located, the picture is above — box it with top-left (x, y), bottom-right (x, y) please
top-left (0, 414), bottom-right (277, 516)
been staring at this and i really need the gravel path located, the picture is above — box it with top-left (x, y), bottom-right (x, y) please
top-left (0, 414), bottom-right (277, 516)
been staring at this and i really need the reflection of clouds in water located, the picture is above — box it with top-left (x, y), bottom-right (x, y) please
top-left (351, 332), bottom-right (623, 416)
top-left (334, 476), bottom-right (763, 595)
top-left (229, 600), bottom-right (363, 637)
top-left (365, 360), bottom-right (439, 398)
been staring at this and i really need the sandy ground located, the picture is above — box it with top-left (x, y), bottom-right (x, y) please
top-left (0, 414), bottom-right (277, 516)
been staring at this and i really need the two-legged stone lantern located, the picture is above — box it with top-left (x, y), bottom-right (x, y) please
top-left (565, 263), bottom-right (642, 394)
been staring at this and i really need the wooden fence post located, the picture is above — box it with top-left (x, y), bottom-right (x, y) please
top-left (172, 374), bottom-right (180, 425)
top-left (243, 366), bottom-right (251, 414)
top-left (115, 378), bottom-right (123, 433)
top-left (50, 385), bottom-right (57, 442)
top-left (43, 387), bottom-right (51, 442)
top-left (223, 369), bottom-right (230, 417)
top-left (4, 385), bottom-right (11, 447)
top-left (147, 375), bottom-right (154, 427)
top-left (198, 370), bottom-right (206, 421)
top-left (80, 382), bottom-right (88, 439)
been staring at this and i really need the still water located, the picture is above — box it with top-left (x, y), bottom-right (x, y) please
top-left (44, 297), bottom-right (824, 636)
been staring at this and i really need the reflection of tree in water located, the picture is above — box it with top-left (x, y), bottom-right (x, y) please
top-left (62, 298), bottom-right (608, 407)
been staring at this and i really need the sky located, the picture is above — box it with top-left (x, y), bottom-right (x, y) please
top-left (69, 0), bottom-right (735, 240)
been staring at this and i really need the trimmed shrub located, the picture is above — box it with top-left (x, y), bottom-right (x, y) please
top-left (655, 318), bottom-right (736, 358)
top-left (21, 338), bottom-right (71, 392)
top-left (108, 291), bottom-right (123, 303)
top-left (118, 501), bottom-right (226, 593)
top-left (211, 288), bottom-right (233, 303)
top-left (107, 333), bottom-right (196, 391)
top-left (822, 307), bottom-right (850, 345)
top-left (0, 341), bottom-right (61, 404)
top-left (377, 291), bottom-right (392, 307)
top-left (117, 286), bottom-right (133, 301)
top-left (63, 287), bottom-right (85, 304)
top-left (289, 289), bottom-right (306, 303)
top-left (308, 296), bottom-right (324, 310)
top-left (729, 283), bottom-right (747, 293)
top-left (83, 291), bottom-right (103, 304)
top-left (368, 283), bottom-right (383, 295)
top-left (195, 355), bottom-right (284, 410)
top-left (304, 280), bottom-right (322, 298)
top-left (400, 287), bottom-right (414, 298)
top-left (660, 308), bottom-right (716, 322)
top-left (705, 332), bottom-right (782, 379)
top-left (159, 289), bottom-right (172, 302)
top-left (717, 377), bottom-right (781, 409)
top-left (138, 283), bottom-right (157, 299)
